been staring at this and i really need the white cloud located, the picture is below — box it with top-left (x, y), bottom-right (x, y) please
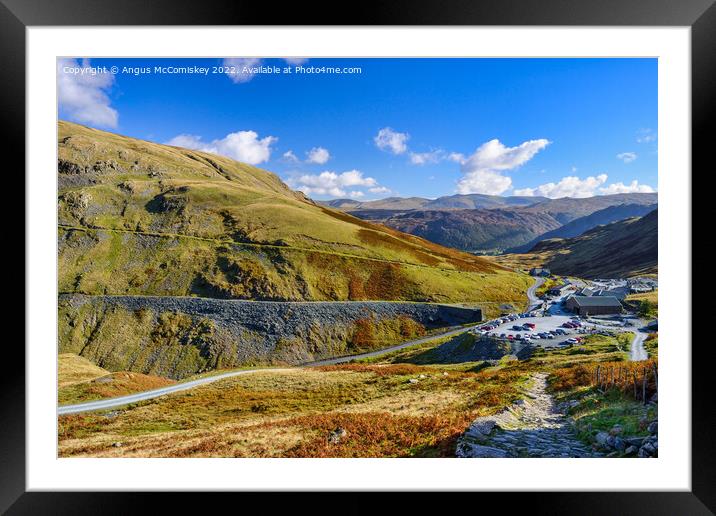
top-left (284, 58), bottom-right (308, 65)
top-left (282, 150), bottom-right (299, 163)
top-left (349, 190), bottom-right (365, 198)
top-left (288, 170), bottom-right (380, 198)
top-left (57, 58), bottom-right (118, 128)
top-left (514, 174), bottom-right (609, 199)
top-left (617, 152), bottom-right (637, 163)
top-left (369, 186), bottom-right (391, 194)
top-left (306, 147), bottom-right (331, 164)
top-left (409, 150), bottom-right (442, 165)
top-left (447, 152), bottom-right (466, 164)
top-left (166, 134), bottom-right (204, 149)
top-left (374, 127), bottom-right (409, 155)
top-left (222, 58), bottom-right (262, 83)
top-left (166, 130), bottom-right (277, 165)
top-left (456, 138), bottom-right (551, 195)
top-left (636, 128), bottom-right (656, 143)
top-left (599, 180), bottom-right (655, 195)
top-left (458, 170), bottom-right (514, 196)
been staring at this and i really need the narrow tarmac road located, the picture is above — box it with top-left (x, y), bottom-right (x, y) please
top-left (629, 330), bottom-right (649, 361)
top-left (527, 276), bottom-right (545, 311)
top-left (58, 324), bottom-right (471, 415)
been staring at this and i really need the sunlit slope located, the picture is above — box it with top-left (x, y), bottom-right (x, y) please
top-left (58, 121), bottom-right (530, 305)
top-left (532, 210), bottom-right (658, 279)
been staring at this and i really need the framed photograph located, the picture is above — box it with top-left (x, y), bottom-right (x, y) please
top-left (7, 0), bottom-right (712, 511)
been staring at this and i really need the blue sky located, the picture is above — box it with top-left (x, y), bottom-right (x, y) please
top-left (57, 57), bottom-right (657, 200)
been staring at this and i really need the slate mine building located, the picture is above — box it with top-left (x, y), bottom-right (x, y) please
top-left (564, 295), bottom-right (623, 316)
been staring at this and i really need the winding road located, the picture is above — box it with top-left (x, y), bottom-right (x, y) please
top-left (629, 330), bottom-right (649, 361)
top-left (526, 276), bottom-right (546, 311)
top-left (58, 324), bottom-right (472, 415)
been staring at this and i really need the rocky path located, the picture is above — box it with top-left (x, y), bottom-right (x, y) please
top-left (457, 373), bottom-right (600, 458)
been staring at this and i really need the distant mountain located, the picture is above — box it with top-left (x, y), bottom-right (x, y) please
top-left (532, 209), bottom-right (658, 279)
top-left (319, 193), bottom-right (547, 212)
top-left (508, 203), bottom-right (658, 253)
top-left (423, 194), bottom-right (548, 210)
top-left (373, 209), bottom-right (563, 253)
top-left (519, 193), bottom-right (658, 225)
top-left (320, 197), bottom-right (431, 210)
top-left (343, 193), bottom-right (658, 253)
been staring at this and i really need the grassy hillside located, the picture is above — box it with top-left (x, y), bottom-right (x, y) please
top-left (58, 330), bottom-right (653, 458)
top-left (58, 121), bottom-right (530, 305)
top-left (625, 290), bottom-right (658, 318)
top-left (58, 359), bottom-right (176, 405)
top-left (58, 353), bottom-right (110, 388)
top-left (508, 204), bottom-right (657, 253)
top-left (529, 210), bottom-right (658, 279)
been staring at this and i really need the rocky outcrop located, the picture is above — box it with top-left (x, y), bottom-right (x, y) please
top-left (59, 294), bottom-right (481, 380)
top-left (593, 419), bottom-right (658, 457)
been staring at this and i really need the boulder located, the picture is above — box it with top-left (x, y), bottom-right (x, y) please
top-left (461, 444), bottom-right (509, 458)
top-left (595, 431), bottom-right (610, 446)
top-left (328, 427), bottom-right (347, 444)
top-left (613, 437), bottom-right (625, 451)
top-left (471, 419), bottom-right (497, 436)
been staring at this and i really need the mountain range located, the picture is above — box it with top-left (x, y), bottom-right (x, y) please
top-left (321, 193), bottom-right (549, 211)
top-left (324, 192), bottom-right (658, 253)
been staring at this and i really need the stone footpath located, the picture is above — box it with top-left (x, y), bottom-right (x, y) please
top-left (457, 373), bottom-right (600, 458)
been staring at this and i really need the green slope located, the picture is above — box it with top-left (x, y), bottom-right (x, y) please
top-left (58, 121), bottom-right (531, 306)
top-left (534, 210), bottom-right (658, 279)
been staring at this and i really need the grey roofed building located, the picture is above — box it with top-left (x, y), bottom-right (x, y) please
top-left (564, 295), bottom-right (623, 316)
top-left (591, 286), bottom-right (629, 300)
top-left (529, 267), bottom-right (550, 277)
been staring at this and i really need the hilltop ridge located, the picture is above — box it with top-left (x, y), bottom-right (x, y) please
top-left (58, 121), bottom-right (530, 306)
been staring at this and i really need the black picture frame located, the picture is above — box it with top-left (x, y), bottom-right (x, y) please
top-left (4, 0), bottom-right (711, 512)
